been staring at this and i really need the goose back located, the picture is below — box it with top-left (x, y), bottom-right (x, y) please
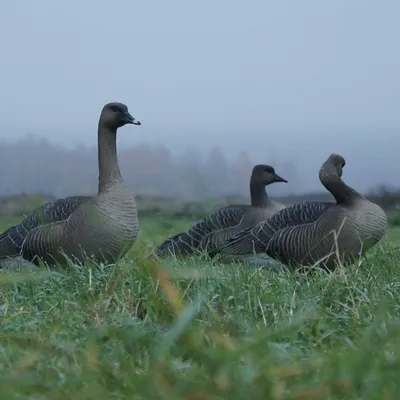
top-left (153, 164), bottom-right (287, 258)
top-left (216, 201), bottom-right (333, 257)
top-left (154, 204), bottom-right (282, 258)
top-left (266, 197), bottom-right (386, 269)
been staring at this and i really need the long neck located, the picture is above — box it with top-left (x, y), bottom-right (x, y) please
top-left (320, 173), bottom-right (361, 205)
top-left (97, 122), bottom-right (123, 193)
top-left (250, 179), bottom-right (269, 207)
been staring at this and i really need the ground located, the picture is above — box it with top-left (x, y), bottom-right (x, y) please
top-left (0, 215), bottom-right (399, 398)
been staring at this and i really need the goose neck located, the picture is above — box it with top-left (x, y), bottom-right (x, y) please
top-left (97, 123), bottom-right (123, 192)
top-left (250, 180), bottom-right (269, 207)
top-left (321, 173), bottom-right (361, 204)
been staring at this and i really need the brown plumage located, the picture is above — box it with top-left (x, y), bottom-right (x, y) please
top-left (216, 154), bottom-right (387, 271)
top-left (0, 102), bottom-right (141, 267)
top-left (152, 164), bottom-right (288, 258)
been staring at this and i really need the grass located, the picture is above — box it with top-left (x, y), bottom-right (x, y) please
top-left (0, 216), bottom-right (399, 398)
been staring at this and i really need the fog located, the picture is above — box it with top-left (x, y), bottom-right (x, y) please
top-left (0, 0), bottom-right (399, 197)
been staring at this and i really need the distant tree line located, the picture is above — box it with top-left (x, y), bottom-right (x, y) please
top-left (0, 133), bottom-right (399, 220)
top-left (1, 135), bottom-right (399, 210)
top-left (0, 135), bottom-right (303, 199)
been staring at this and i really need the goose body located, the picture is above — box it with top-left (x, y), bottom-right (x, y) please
top-left (153, 164), bottom-right (288, 258)
top-left (0, 102), bottom-right (141, 267)
top-left (217, 154), bottom-right (387, 271)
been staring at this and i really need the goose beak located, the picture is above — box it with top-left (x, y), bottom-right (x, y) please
top-left (124, 112), bottom-right (141, 125)
top-left (273, 173), bottom-right (288, 183)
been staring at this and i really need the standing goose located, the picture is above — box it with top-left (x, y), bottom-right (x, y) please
top-left (152, 164), bottom-right (288, 258)
top-left (0, 102), bottom-right (141, 267)
top-left (216, 154), bottom-right (387, 271)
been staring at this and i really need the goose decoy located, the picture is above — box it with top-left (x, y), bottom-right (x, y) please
top-left (0, 102), bottom-right (141, 267)
top-left (153, 164), bottom-right (288, 258)
top-left (215, 154), bottom-right (387, 271)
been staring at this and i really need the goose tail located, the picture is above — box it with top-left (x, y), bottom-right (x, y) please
top-left (153, 231), bottom-right (196, 257)
top-left (0, 226), bottom-right (22, 258)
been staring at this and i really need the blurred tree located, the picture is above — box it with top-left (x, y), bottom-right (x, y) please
top-left (232, 151), bottom-right (253, 196)
top-left (275, 158), bottom-right (298, 197)
top-left (176, 146), bottom-right (208, 199)
top-left (0, 134), bottom-right (350, 200)
top-left (204, 147), bottom-right (231, 196)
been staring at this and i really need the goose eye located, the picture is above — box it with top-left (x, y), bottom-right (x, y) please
top-left (111, 107), bottom-right (118, 112)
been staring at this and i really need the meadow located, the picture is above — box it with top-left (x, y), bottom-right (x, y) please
top-left (0, 212), bottom-right (399, 399)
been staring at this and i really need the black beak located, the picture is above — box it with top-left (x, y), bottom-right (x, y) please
top-left (273, 173), bottom-right (288, 183)
top-left (124, 111), bottom-right (141, 125)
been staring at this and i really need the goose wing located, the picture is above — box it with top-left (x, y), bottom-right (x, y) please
top-left (215, 202), bottom-right (333, 256)
top-left (153, 205), bottom-right (248, 257)
top-left (0, 196), bottom-right (91, 259)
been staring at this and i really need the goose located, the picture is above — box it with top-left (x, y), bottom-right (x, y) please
top-left (152, 164), bottom-right (288, 258)
top-left (0, 102), bottom-right (141, 267)
top-left (215, 153), bottom-right (387, 271)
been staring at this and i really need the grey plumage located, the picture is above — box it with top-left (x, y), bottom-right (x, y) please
top-left (153, 231), bottom-right (194, 257)
top-left (217, 154), bottom-right (387, 271)
top-left (216, 201), bottom-right (333, 257)
top-left (0, 196), bottom-right (91, 260)
top-left (153, 164), bottom-right (288, 258)
top-left (0, 102), bottom-right (141, 267)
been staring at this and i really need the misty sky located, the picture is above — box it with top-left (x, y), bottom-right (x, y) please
top-left (0, 0), bottom-right (399, 192)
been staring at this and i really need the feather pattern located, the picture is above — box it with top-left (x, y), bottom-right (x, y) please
top-left (217, 201), bottom-right (333, 256)
top-left (0, 196), bottom-right (90, 260)
top-left (154, 205), bottom-right (256, 256)
top-left (265, 200), bottom-right (387, 269)
top-left (153, 231), bottom-right (195, 257)
top-left (19, 188), bottom-right (139, 266)
top-left (215, 154), bottom-right (387, 271)
top-left (153, 164), bottom-right (288, 258)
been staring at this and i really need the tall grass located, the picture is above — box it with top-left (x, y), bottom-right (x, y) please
top-left (0, 218), bottom-right (398, 398)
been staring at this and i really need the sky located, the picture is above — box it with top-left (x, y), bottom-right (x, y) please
top-left (0, 0), bottom-right (399, 192)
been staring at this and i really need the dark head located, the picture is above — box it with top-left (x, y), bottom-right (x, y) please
top-left (319, 153), bottom-right (346, 179)
top-left (251, 164), bottom-right (288, 185)
top-left (100, 102), bottom-right (141, 130)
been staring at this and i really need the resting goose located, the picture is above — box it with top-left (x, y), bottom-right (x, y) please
top-left (0, 102), bottom-right (141, 267)
top-left (153, 164), bottom-right (288, 258)
top-left (216, 154), bottom-right (387, 271)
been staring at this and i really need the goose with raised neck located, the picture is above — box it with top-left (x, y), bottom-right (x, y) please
top-left (153, 164), bottom-right (288, 259)
top-left (0, 102), bottom-right (142, 267)
top-left (215, 154), bottom-right (387, 271)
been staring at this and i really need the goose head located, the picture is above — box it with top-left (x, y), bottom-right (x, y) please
top-left (319, 153), bottom-right (346, 180)
top-left (251, 165), bottom-right (288, 186)
top-left (100, 102), bottom-right (141, 129)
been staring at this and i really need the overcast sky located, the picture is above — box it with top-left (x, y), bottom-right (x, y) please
top-left (0, 0), bottom-right (399, 192)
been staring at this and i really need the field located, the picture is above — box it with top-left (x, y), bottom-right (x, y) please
top-left (0, 214), bottom-right (399, 399)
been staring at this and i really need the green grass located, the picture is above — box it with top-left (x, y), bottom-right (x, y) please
top-left (0, 216), bottom-right (399, 398)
